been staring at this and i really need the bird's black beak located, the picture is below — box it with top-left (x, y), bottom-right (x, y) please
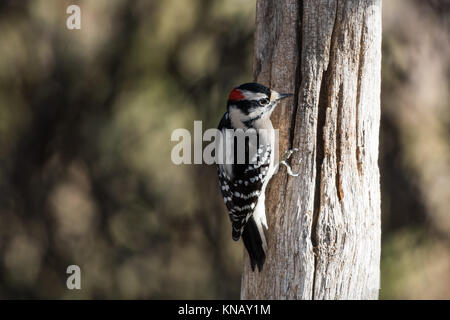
top-left (277, 93), bottom-right (294, 101)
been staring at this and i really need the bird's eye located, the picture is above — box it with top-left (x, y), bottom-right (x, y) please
top-left (259, 98), bottom-right (269, 106)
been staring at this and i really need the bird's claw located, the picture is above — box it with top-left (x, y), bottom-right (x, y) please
top-left (279, 148), bottom-right (300, 177)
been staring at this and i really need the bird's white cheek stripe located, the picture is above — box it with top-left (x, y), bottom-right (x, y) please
top-left (240, 90), bottom-right (267, 101)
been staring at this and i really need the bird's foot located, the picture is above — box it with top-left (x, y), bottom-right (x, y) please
top-left (279, 148), bottom-right (300, 177)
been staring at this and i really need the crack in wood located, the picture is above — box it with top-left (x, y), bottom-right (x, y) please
top-left (281, 0), bottom-right (304, 208)
top-left (336, 82), bottom-right (344, 202)
top-left (311, 0), bottom-right (340, 299)
top-left (355, 13), bottom-right (366, 176)
top-left (288, 1), bottom-right (303, 151)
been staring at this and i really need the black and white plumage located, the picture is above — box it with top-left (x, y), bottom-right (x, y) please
top-left (216, 83), bottom-right (293, 272)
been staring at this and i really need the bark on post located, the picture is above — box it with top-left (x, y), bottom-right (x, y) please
top-left (241, 0), bottom-right (382, 300)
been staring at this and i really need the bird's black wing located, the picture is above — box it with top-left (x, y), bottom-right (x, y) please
top-left (216, 112), bottom-right (271, 240)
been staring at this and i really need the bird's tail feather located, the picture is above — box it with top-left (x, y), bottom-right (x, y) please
top-left (242, 216), bottom-right (266, 272)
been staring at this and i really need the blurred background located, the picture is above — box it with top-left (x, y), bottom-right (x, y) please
top-left (0, 0), bottom-right (448, 299)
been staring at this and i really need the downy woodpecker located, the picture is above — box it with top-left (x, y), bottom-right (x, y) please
top-left (216, 82), bottom-right (297, 272)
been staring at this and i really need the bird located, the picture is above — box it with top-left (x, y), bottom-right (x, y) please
top-left (216, 82), bottom-right (298, 272)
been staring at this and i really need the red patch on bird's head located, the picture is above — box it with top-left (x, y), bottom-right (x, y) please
top-left (228, 88), bottom-right (245, 101)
